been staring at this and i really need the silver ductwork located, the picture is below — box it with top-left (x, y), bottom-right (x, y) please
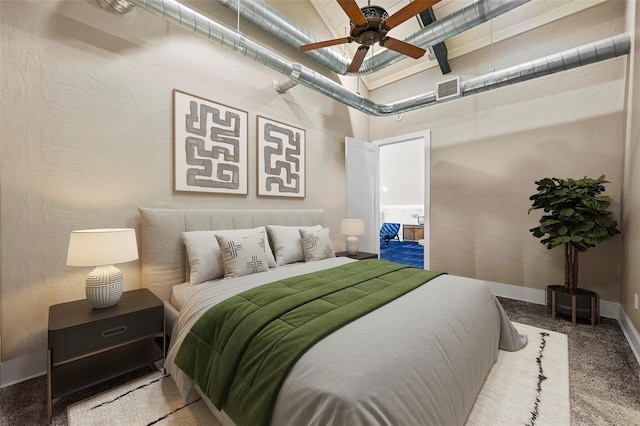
top-left (125, 0), bottom-right (629, 116)
top-left (360, 0), bottom-right (531, 74)
top-left (463, 33), bottom-right (630, 94)
top-left (273, 77), bottom-right (298, 93)
top-left (212, 0), bottom-right (532, 76)
top-left (97, 0), bottom-right (134, 13)
top-left (214, 0), bottom-right (350, 74)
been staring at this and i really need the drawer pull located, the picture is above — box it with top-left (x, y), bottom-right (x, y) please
top-left (101, 325), bottom-right (127, 338)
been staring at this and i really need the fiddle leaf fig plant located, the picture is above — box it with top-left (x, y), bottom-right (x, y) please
top-left (528, 175), bottom-right (620, 294)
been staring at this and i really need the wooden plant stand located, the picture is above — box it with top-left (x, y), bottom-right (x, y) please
top-left (545, 285), bottom-right (600, 326)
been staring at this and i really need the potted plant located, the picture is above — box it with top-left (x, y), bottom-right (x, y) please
top-left (528, 175), bottom-right (620, 323)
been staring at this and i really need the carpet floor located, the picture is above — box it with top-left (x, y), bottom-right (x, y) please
top-left (498, 297), bottom-right (640, 425)
top-left (1, 297), bottom-right (639, 425)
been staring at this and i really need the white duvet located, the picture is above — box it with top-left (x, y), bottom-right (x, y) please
top-left (165, 257), bottom-right (526, 426)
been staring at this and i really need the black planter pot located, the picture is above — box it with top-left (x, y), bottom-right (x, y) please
top-left (545, 285), bottom-right (600, 326)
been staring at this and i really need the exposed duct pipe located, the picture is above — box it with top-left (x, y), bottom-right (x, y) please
top-left (212, 0), bottom-right (532, 76)
top-left (359, 0), bottom-right (532, 74)
top-left (125, 0), bottom-right (629, 116)
top-left (97, 0), bottom-right (134, 13)
top-left (273, 77), bottom-right (298, 93)
top-left (214, 0), bottom-right (350, 74)
top-left (462, 33), bottom-right (629, 94)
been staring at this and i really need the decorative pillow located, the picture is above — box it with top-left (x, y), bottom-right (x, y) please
top-left (181, 231), bottom-right (224, 286)
top-left (267, 225), bottom-right (323, 266)
top-left (182, 227), bottom-right (276, 285)
top-left (215, 233), bottom-right (269, 279)
top-left (300, 227), bottom-right (336, 261)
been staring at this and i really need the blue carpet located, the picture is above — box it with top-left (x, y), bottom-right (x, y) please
top-left (380, 240), bottom-right (424, 269)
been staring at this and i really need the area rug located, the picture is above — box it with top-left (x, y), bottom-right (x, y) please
top-left (67, 323), bottom-right (569, 426)
top-left (466, 322), bottom-right (570, 426)
top-left (380, 240), bottom-right (424, 269)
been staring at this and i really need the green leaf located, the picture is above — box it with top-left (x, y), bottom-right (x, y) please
top-left (559, 208), bottom-right (574, 217)
top-left (574, 221), bottom-right (595, 232)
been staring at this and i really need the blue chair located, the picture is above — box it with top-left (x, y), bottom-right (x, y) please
top-left (380, 223), bottom-right (401, 246)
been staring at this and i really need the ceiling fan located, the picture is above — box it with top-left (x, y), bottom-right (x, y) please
top-left (300, 0), bottom-right (441, 73)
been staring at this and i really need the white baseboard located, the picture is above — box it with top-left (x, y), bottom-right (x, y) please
top-left (486, 280), bottom-right (546, 305)
top-left (0, 350), bottom-right (46, 389)
top-left (1, 282), bottom-right (638, 388)
top-left (619, 308), bottom-right (640, 366)
top-left (486, 280), bottom-right (621, 320)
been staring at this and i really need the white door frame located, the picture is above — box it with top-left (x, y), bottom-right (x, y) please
top-left (346, 130), bottom-right (430, 269)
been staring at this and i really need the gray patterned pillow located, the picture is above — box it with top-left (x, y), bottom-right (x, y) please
top-left (182, 227), bottom-right (276, 285)
top-left (299, 227), bottom-right (336, 261)
top-left (215, 233), bottom-right (269, 279)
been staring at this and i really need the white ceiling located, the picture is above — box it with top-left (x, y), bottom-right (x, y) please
top-left (307, 0), bottom-right (608, 90)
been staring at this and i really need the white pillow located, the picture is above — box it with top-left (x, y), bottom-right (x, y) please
top-left (215, 233), bottom-right (269, 279)
top-left (300, 227), bottom-right (336, 261)
top-left (182, 227), bottom-right (276, 285)
top-left (267, 224), bottom-right (323, 266)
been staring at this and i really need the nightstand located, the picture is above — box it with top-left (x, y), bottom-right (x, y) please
top-left (335, 251), bottom-right (378, 260)
top-left (47, 288), bottom-right (164, 423)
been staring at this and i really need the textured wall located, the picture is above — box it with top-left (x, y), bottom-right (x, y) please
top-left (621, 2), bottom-right (640, 333)
top-left (0, 0), bottom-right (368, 361)
top-left (370, 1), bottom-right (627, 302)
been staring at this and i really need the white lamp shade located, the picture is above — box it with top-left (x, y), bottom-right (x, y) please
top-left (340, 219), bottom-right (365, 236)
top-left (67, 228), bottom-right (138, 267)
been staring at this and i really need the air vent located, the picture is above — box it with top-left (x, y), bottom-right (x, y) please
top-left (435, 76), bottom-right (461, 102)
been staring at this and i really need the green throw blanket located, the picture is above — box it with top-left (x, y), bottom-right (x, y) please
top-left (174, 259), bottom-right (444, 426)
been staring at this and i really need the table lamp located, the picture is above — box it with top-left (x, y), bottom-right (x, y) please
top-left (340, 219), bottom-right (365, 256)
top-left (66, 228), bottom-right (139, 308)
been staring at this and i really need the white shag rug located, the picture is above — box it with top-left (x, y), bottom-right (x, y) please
top-left (68, 322), bottom-right (569, 426)
top-left (466, 322), bottom-right (570, 426)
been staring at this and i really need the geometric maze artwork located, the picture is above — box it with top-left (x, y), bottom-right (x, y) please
top-left (257, 116), bottom-right (306, 198)
top-left (173, 89), bottom-right (248, 194)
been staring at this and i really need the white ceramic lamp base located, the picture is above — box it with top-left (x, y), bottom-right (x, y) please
top-left (86, 265), bottom-right (124, 308)
top-left (345, 235), bottom-right (359, 256)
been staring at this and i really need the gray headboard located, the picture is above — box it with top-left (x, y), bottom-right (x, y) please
top-left (138, 207), bottom-right (324, 301)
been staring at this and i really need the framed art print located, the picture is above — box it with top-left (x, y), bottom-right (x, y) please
top-left (257, 116), bottom-right (306, 198)
top-left (173, 89), bottom-right (248, 194)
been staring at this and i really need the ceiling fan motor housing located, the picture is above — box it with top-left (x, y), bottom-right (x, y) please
top-left (350, 5), bottom-right (389, 45)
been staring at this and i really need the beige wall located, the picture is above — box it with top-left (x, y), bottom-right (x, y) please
top-left (0, 0), bottom-right (368, 361)
top-left (622, 1), bottom-right (640, 332)
top-left (370, 1), bottom-right (627, 302)
top-left (0, 0), bottom-right (637, 367)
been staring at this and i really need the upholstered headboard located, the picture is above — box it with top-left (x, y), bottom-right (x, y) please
top-left (138, 207), bottom-right (324, 301)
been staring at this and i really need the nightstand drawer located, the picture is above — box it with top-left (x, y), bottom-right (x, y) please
top-left (52, 307), bottom-right (162, 363)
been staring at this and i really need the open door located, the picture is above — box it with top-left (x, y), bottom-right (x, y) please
top-left (345, 131), bottom-right (430, 269)
top-left (345, 137), bottom-right (379, 254)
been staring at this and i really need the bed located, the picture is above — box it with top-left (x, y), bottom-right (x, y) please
top-left (139, 207), bottom-right (527, 426)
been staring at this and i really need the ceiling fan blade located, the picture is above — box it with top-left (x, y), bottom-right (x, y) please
top-left (337, 0), bottom-right (368, 26)
top-left (300, 37), bottom-right (351, 51)
top-left (381, 37), bottom-right (426, 59)
top-left (348, 46), bottom-right (369, 73)
top-left (382, 0), bottom-right (441, 30)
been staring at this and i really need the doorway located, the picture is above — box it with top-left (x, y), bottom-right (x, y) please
top-left (379, 139), bottom-right (425, 268)
top-left (345, 130), bottom-right (430, 269)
